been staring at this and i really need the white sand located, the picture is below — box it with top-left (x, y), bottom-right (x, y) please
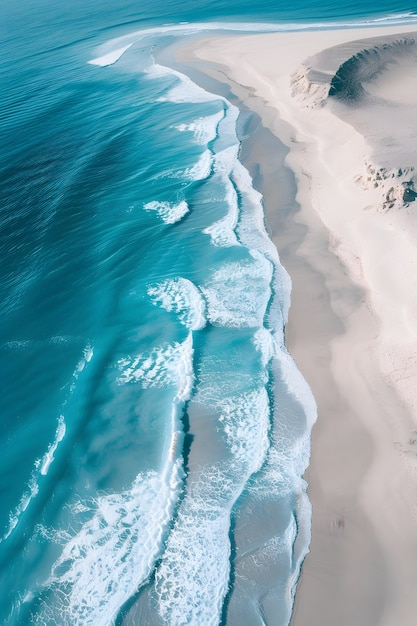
top-left (365, 56), bottom-right (417, 103)
top-left (179, 24), bottom-right (417, 626)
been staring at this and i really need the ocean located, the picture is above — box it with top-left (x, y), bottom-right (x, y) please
top-left (1, 1), bottom-right (415, 624)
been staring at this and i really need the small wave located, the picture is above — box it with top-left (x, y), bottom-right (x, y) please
top-left (30, 346), bottom-right (190, 625)
top-left (148, 277), bottom-right (207, 330)
top-left (175, 110), bottom-right (224, 145)
top-left (117, 333), bottom-right (194, 402)
top-left (233, 160), bottom-right (279, 261)
top-left (1, 346), bottom-right (93, 543)
top-left (88, 43), bottom-right (133, 66)
top-left (155, 499), bottom-right (231, 626)
top-left (231, 156), bottom-right (292, 334)
top-left (247, 355), bottom-right (317, 506)
top-left (147, 62), bottom-right (224, 104)
top-left (218, 388), bottom-right (270, 474)
top-left (143, 199), bottom-right (189, 224)
top-left (3, 339), bottom-right (32, 350)
top-left (39, 416), bottom-right (66, 477)
top-left (203, 147), bottom-right (241, 248)
top-left (275, 348), bottom-right (317, 429)
top-left (2, 414), bottom-right (66, 542)
top-left (3, 475), bottom-right (40, 543)
top-left (87, 15), bottom-right (417, 70)
top-left (33, 459), bottom-right (185, 626)
top-left (181, 149), bottom-right (212, 181)
top-left (214, 144), bottom-right (240, 175)
top-left (253, 327), bottom-right (276, 369)
top-left (203, 210), bottom-right (240, 248)
top-left (155, 387), bottom-right (270, 625)
top-left (202, 172), bottom-right (239, 247)
top-left (366, 12), bottom-right (417, 24)
top-left (201, 253), bottom-right (273, 329)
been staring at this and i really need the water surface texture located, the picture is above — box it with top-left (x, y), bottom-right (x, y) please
top-left (1, 1), bottom-right (415, 624)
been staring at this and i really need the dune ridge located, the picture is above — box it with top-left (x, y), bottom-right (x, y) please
top-left (179, 24), bottom-right (417, 626)
top-left (291, 32), bottom-right (417, 107)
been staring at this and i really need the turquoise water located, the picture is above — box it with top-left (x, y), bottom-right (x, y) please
top-left (1, 2), bottom-right (415, 624)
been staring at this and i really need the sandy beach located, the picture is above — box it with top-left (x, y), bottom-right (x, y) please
top-left (178, 24), bottom-right (417, 626)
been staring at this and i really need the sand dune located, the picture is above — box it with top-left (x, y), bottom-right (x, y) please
top-left (179, 24), bottom-right (417, 626)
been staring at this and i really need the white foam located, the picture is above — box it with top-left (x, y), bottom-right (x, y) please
top-left (152, 149), bottom-right (212, 183)
top-left (148, 277), bottom-right (207, 330)
top-left (229, 157), bottom-right (293, 332)
top-left (143, 199), bottom-right (189, 224)
top-left (152, 388), bottom-right (272, 623)
top-left (201, 253), bottom-right (273, 328)
top-left (40, 415), bottom-right (66, 476)
top-left (155, 504), bottom-right (231, 626)
top-left (247, 396), bottom-right (314, 503)
top-left (84, 345), bottom-right (93, 362)
top-left (1, 346), bottom-right (93, 543)
top-left (213, 143), bottom-right (239, 175)
top-left (117, 333), bottom-right (194, 402)
top-left (88, 43), bottom-right (133, 66)
top-left (213, 100), bottom-right (240, 152)
top-left (155, 385), bottom-right (271, 626)
top-left (369, 12), bottom-right (417, 23)
top-left (149, 63), bottom-right (221, 104)
top-left (231, 335), bottom-right (317, 510)
top-left (87, 17), bottom-right (417, 72)
top-left (275, 347), bottom-right (317, 431)
top-left (154, 464), bottom-right (241, 625)
top-left (175, 110), bottom-right (224, 145)
top-left (233, 159), bottom-right (279, 262)
top-left (201, 144), bottom-right (242, 248)
top-left (2, 474), bottom-right (40, 542)
top-left (34, 381), bottom-right (188, 624)
top-left (182, 149), bottom-right (212, 181)
top-left (193, 103), bottom-right (241, 249)
top-left (70, 344), bottom-right (94, 392)
top-left (203, 215), bottom-right (239, 247)
top-left (253, 327), bottom-right (276, 369)
top-left (203, 172), bottom-right (240, 247)
top-left (255, 516), bottom-right (298, 561)
top-left (4, 339), bottom-right (31, 349)
top-left (36, 459), bottom-right (185, 626)
top-left (218, 388), bottom-right (270, 475)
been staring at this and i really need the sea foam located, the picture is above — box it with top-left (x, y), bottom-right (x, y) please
top-left (148, 277), bottom-right (207, 330)
top-left (143, 199), bottom-right (189, 224)
top-left (218, 387), bottom-right (270, 474)
top-left (117, 333), bottom-right (194, 403)
top-left (181, 149), bottom-right (212, 181)
top-left (34, 459), bottom-right (185, 626)
top-left (154, 386), bottom-right (271, 625)
top-left (87, 16), bottom-right (417, 71)
top-left (175, 110), bottom-right (224, 145)
top-left (82, 24), bottom-right (320, 626)
top-left (201, 253), bottom-right (273, 329)
top-left (88, 44), bottom-right (133, 67)
top-left (1, 346), bottom-right (93, 543)
top-left (155, 493), bottom-right (232, 626)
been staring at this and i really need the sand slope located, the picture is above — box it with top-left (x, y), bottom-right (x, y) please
top-left (179, 24), bottom-right (417, 626)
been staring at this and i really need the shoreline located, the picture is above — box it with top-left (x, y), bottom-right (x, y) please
top-left (176, 24), bottom-right (417, 625)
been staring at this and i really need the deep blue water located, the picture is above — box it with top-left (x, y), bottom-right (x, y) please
top-left (1, 1), bottom-right (415, 624)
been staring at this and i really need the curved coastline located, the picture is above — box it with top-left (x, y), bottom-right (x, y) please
top-left (156, 39), bottom-right (317, 624)
top-left (176, 23), bottom-right (417, 626)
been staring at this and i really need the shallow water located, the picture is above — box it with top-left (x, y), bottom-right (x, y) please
top-left (1, 1), bottom-right (416, 623)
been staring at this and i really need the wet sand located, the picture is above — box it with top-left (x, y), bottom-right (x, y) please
top-left (178, 24), bottom-right (417, 626)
